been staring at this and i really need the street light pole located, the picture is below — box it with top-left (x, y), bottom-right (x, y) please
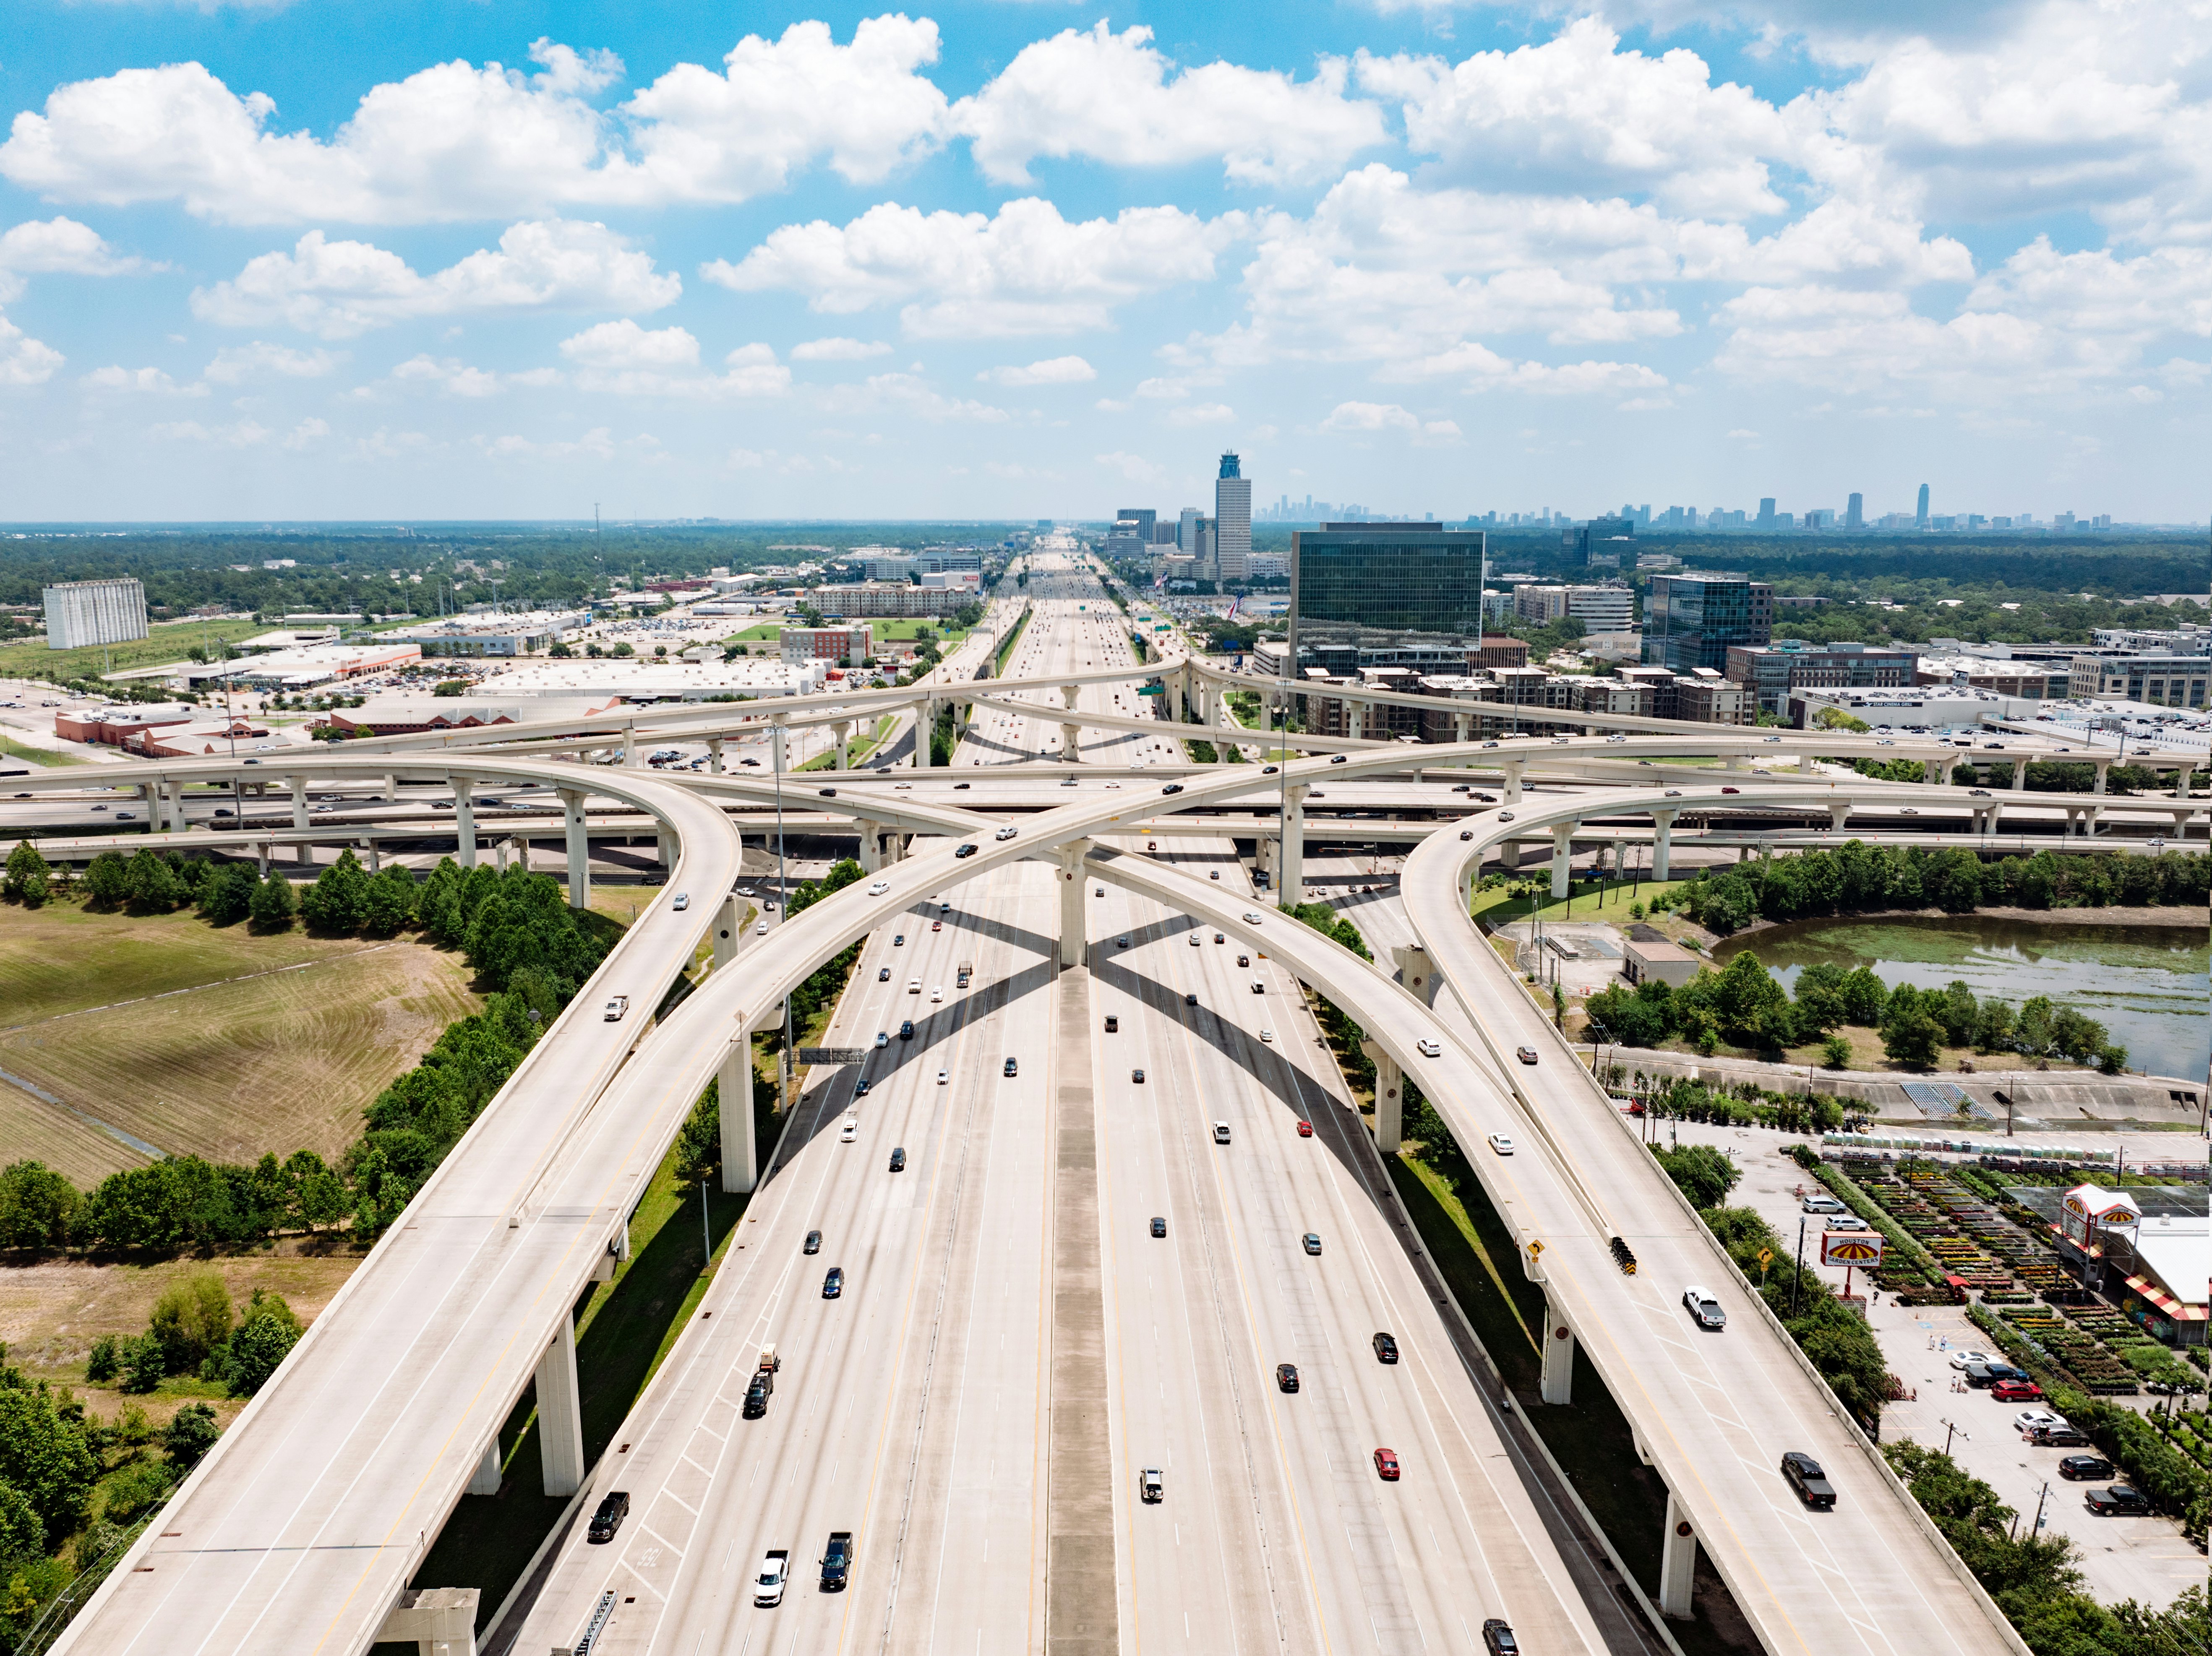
top-left (1792, 1215), bottom-right (1808, 1318)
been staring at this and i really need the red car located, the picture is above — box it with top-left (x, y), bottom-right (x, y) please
top-left (1991, 1379), bottom-right (2044, 1402)
top-left (1720, 785), bottom-right (1742, 794)
top-left (931, 920), bottom-right (942, 932)
top-left (1296, 1121), bottom-right (1314, 1138)
top-left (1374, 1448), bottom-right (1401, 1481)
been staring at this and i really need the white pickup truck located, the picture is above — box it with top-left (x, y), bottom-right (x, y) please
top-left (602, 995), bottom-right (630, 1022)
top-left (754, 1549), bottom-right (790, 1606)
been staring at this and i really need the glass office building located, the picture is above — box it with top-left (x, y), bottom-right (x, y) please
top-left (1642, 571), bottom-right (1773, 674)
top-left (1289, 523), bottom-right (1488, 638)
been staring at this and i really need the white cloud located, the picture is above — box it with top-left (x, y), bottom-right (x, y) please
top-left (1166, 401), bottom-right (1235, 425)
top-left (790, 336), bottom-right (893, 361)
top-left (0, 23), bottom-right (952, 224)
top-left (204, 341), bottom-right (342, 383)
top-left (0, 312), bottom-right (63, 385)
top-left (1316, 401), bottom-right (1461, 441)
top-left (704, 197), bottom-right (1242, 337)
top-left (280, 417), bottom-right (329, 450)
top-left (955, 23), bottom-right (1386, 187)
top-left (81, 365), bottom-right (203, 394)
top-left (192, 218), bottom-right (679, 338)
top-left (1360, 21), bottom-right (1796, 219)
top-left (389, 354), bottom-right (512, 398)
top-left (0, 216), bottom-right (152, 290)
top-left (1095, 449), bottom-right (1165, 483)
top-left (851, 371), bottom-right (1008, 421)
top-left (556, 320), bottom-right (792, 397)
top-left (977, 355), bottom-right (1095, 386)
top-left (151, 416), bottom-right (270, 445)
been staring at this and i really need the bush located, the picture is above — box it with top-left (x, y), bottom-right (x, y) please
top-left (247, 872), bottom-right (296, 930)
top-left (84, 1336), bottom-right (119, 1385)
top-left (1651, 1143), bottom-right (1740, 1208)
top-left (221, 1290), bottom-right (302, 1398)
top-left (101, 1458), bottom-right (175, 1525)
top-left (149, 1274), bottom-right (232, 1377)
top-left (0, 1162), bottom-right (79, 1251)
top-left (163, 1402), bottom-right (220, 1470)
top-left (117, 1335), bottom-right (166, 1396)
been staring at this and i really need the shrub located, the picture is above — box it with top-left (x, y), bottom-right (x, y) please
top-left (149, 1274), bottom-right (233, 1376)
top-left (222, 1290), bottom-right (302, 1398)
top-left (101, 1458), bottom-right (175, 1525)
top-left (1651, 1143), bottom-right (1740, 1209)
top-left (247, 872), bottom-right (296, 930)
top-left (85, 1336), bottom-right (119, 1385)
top-left (163, 1403), bottom-right (220, 1470)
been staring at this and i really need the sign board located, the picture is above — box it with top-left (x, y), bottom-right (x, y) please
top-left (1819, 1233), bottom-right (1884, 1268)
top-left (797, 1047), bottom-right (869, 1066)
top-left (1136, 685), bottom-right (1165, 695)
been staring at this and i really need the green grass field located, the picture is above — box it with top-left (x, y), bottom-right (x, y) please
top-left (0, 729), bottom-right (83, 767)
top-left (0, 901), bottom-right (481, 1178)
top-left (0, 617), bottom-right (269, 685)
top-left (1471, 877), bottom-right (1691, 927)
top-left (721, 617), bottom-right (965, 645)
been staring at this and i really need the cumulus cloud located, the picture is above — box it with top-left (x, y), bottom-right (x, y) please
top-left (204, 341), bottom-right (342, 382)
top-left (955, 23), bottom-right (1386, 187)
top-left (0, 312), bottom-right (63, 385)
top-left (848, 370), bottom-right (1008, 421)
top-left (790, 336), bottom-right (893, 360)
top-left (191, 218), bottom-right (679, 338)
top-left (1095, 449), bottom-right (1166, 483)
top-left (976, 355), bottom-right (1095, 386)
top-left (1318, 400), bottom-right (1460, 440)
top-left (706, 197), bottom-right (1242, 337)
top-left (556, 320), bottom-right (792, 396)
top-left (81, 365), bottom-right (204, 394)
top-left (0, 22), bottom-right (951, 224)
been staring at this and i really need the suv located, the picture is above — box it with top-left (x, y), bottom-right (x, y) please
top-left (1003, 1057), bottom-right (1019, 1077)
top-left (743, 1370), bottom-right (773, 1418)
top-left (1991, 1378), bottom-right (2044, 1402)
top-left (2058, 1453), bottom-right (2115, 1481)
top-left (587, 1489), bottom-right (631, 1543)
top-left (1482, 1620), bottom-right (1520, 1656)
top-left (1780, 1451), bottom-right (1836, 1509)
top-left (1800, 1194), bottom-right (1845, 1214)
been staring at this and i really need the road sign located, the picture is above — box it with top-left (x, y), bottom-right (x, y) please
top-left (1757, 1248), bottom-right (1774, 1268)
top-left (798, 1047), bottom-right (870, 1066)
top-left (1136, 685), bottom-right (1164, 695)
top-left (1819, 1233), bottom-right (1884, 1267)
top-left (1526, 1239), bottom-right (1545, 1257)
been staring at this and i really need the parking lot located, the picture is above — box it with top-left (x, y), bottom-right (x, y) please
top-left (1670, 1118), bottom-right (2207, 1608)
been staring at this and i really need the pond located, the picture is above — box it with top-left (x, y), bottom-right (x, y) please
top-left (1714, 915), bottom-right (2210, 1083)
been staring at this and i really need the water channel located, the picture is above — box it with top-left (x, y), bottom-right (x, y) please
top-left (1714, 915), bottom-right (2209, 1082)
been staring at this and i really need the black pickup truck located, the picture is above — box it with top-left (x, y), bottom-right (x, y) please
top-left (821, 1530), bottom-right (854, 1591)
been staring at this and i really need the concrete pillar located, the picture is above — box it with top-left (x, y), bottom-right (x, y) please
top-left (1923, 759), bottom-right (1944, 784)
top-left (2084, 803), bottom-right (2104, 836)
top-left (288, 775), bottom-right (309, 833)
top-left (382, 773), bottom-right (397, 802)
top-left (1660, 1492), bottom-right (1698, 1619)
top-left (2011, 758), bottom-right (2029, 792)
top-left (1061, 721), bottom-right (1082, 761)
top-left (1827, 802), bottom-right (1850, 833)
top-left (556, 788), bottom-right (590, 910)
top-left (708, 737), bottom-right (724, 775)
top-left (1055, 840), bottom-right (1090, 974)
top-left (1393, 944), bottom-right (1438, 1007)
top-left (535, 1315), bottom-right (586, 1497)
top-left (1346, 701), bottom-right (1364, 743)
top-left (1652, 810), bottom-right (1677, 881)
top-left (467, 1439), bottom-right (502, 1497)
top-left (1550, 823), bottom-right (1574, 900)
top-left (256, 842), bottom-right (270, 877)
top-left (2093, 760), bottom-right (2110, 795)
top-left (720, 1035), bottom-right (758, 1194)
top-left (915, 700), bottom-right (934, 770)
top-left (377, 1587), bottom-right (479, 1656)
top-left (1364, 1043), bottom-right (1403, 1155)
top-left (858, 820), bottom-right (881, 874)
top-left (1540, 1302), bottom-right (1575, 1405)
top-left (831, 721), bottom-right (850, 771)
top-left (363, 837), bottom-right (380, 874)
top-left (451, 777), bottom-right (477, 868)
top-left (1797, 750), bottom-right (1816, 774)
top-left (657, 828), bottom-right (676, 871)
top-left (622, 724), bottom-right (638, 768)
top-left (712, 893), bottom-right (744, 969)
top-left (1279, 784), bottom-right (1307, 907)
top-left (2173, 810), bottom-right (2196, 842)
top-left (1453, 711), bottom-right (1470, 747)
top-left (1502, 760), bottom-right (1526, 802)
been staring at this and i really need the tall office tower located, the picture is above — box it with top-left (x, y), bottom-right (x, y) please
top-left (1643, 570), bottom-right (1776, 673)
top-left (1118, 508), bottom-right (1157, 545)
top-left (1289, 523), bottom-right (1488, 643)
top-left (1846, 492), bottom-right (1864, 529)
top-left (1916, 484), bottom-right (1930, 526)
top-left (1214, 453), bottom-right (1251, 584)
top-left (1756, 497), bottom-right (1777, 528)
top-left (43, 578), bottom-right (149, 650)
top-left (1178, 507), bottom-right (1201, 552)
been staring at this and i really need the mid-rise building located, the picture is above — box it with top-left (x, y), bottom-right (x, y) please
top-left (43, 578), bottom-right (149, 651)
top-left (1723, 640), bottom-right (1918, 715)
top-left (1214, 454), bottom-right (1251, 584)
top-left (381, 610), bottom-right (590, 658)
top-left (1475, 636), bottom-right (1529, 671)
top-left (1674, 669), bottom-right (1750, 725)
top-left (1289, 523), bottom-right (1488, 637)
top-left (2091, 625), bottom-right (2212, 656)
top-left (1178, 507), bottom-right (1202, 552)
top-left (1578, 516), bottom-right (1634, 566)
top-left (1117, 508), bottom-right (1157, 545)
top-left (781, 625), bottom-right (874, 665)
top-left (2067, 654), bottom-right (2211, 708)
top-left (807, 583), bottom-right (969, 617)
top-left (1641, 571), bottom-right (1773, 674)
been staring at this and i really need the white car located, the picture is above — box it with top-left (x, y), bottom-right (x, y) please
top-left (839, 1116), bottom-right (858, 1143)
top-left (1417, 1039), bottom-right (1441, 1058)
top-left (2014, 1409), bottom-right (2063, 1437)
top-left (1947, 1350), bottom-right (1995, 1371)
top-left (1258, 1028), bottom-right (1274, 1043)
top-left (995, 825), bottom-right (1018, 840)
top-left (874, 1031), bottom-right (889, 1048)
top-left (602, 996), bottom-right (630, 1022)
top-left (1487, 1133), bottom-right (1514, 1155)
top-left (908, 978), bottom-right (921, 993)
top-left (936, 1068), bottom-right (949, 1085)
top-left (754, 1550), bottom-right (789, 1606)
top-left (1242, 911), bottom-right (1265, 924)
top-left (867, 880), bottom-right (890, 896)
top-left (1681, 1286), bottom-right (1726, 1330)
top-left (929, 986), bottom-right (944, 1002)
top-left (1825, 1214), bottom-right (1869, 1232)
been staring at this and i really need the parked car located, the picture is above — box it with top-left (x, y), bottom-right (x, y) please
top-left (2058, 1454), bottom-right (2115, 1481)
top-left (1946, 1350), bottom-right (1995, 1371)
top-left (1800, 1195), bottom-right (1845, 1214)
top-left (2084, 1484), bottom-right (2150, 1515)
top-left (1780, 1451), bottom-right (1835, 1509)
top-left (587, 1489), bottom-right (631, 1543)
top-left (1991, 1379), bottom-right (2045, 1402)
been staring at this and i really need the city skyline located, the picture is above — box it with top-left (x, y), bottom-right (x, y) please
top-left (0, 0), bottom-right (2204, 521)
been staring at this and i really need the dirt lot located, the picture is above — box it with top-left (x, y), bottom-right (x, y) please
top-left (0, 902), bottom-right (480, 1179)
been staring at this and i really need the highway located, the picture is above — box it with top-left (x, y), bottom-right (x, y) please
top-left (43, 549), bottom-right (2067, 1656)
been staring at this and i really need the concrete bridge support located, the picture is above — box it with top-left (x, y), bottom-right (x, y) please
top-left (712, 893), bottom-right (745, 969)
top-left (707, 737), bottom-right (724, 775)
top-left (1550, 823), bottom-right (1575, 899)
top-left (657, 828), bottom-right (676, 872)
top-left (1501, 760), bottom-right (1526, 803)
top-left (1827, 802), bottom-right (1851, 833)
top-left (556, 789), bottom-right (591, 909)
top-left (256, 842), bottom-right (270, 877)
top-left (1923, 759), bottom-right (1945, 784)
top-left (377, 1586), bottom-right (480, 1656)
top-left (720, 1035), bottom-right (759, 1195)
top-left (451, 777), bottom-right (477, 868)
top-left (830, 721), bottom-right (850, 771)
top-left (915, 700), bottom-right (934, 770)
top-left (1651, 810), bottom-right (1677, 881)
top-left (535, 1315), bottom-right (586, 1497)
top-left (2012, 758), bottom-right (2029, 792)
top-left (1660, 1492), bottom-right (1699, 1619)
top-left (2093, 761), bottom-right (2111, 794)
top-left (767, 721), bottom-right (789, 776)
top-left (362, 838), bottom-right (380, 874)
top-left (622, 725), bottom-right (638, 768)
top-left (1055, 840), bottom-right (1090, 974)
top-left (1393, 944), bottom-right (1438, 1007)
top-left (467, 1440), bottom-right (502, 1497)
top-left (1540, 1302), bottom-right (1576, 1404)
top-left (1279, 784), bottom-right (1308, 906)
top-left (858, 820), bottom-right (881, 874)
top-left (1363, 1042), bottom-right (1404, 1154)
top-left (287, 775), bottom-right (313, 864)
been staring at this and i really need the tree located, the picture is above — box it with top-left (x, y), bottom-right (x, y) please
top-left (0, 1374), bottom-right (99, 1543)
top-left (1652, 1143), bottom-right (1740, 1208)
top-left (0, 1162), bottom-right (79, 1251)
top-left (1838, 965), bottom-right (1889, 1025)
top-left (222, 1290), bottom-right (302, 1397)
top-left (122, 849), bottom-right (186, 911)
top-left (82, 849), bottom-right (130, 909)
top-left (360, 866), bottom-right (417, 936)
top-left (1821, 1034), bottom-right (1852, 1070)
top-left (1881, 1002), bottom-right (1946, 1068)
top-left (163, 1402), bottom-right (221, 1470)
top-left (149, 1273), bottom-right (233, 1376)
top-left (248, 872), bottom-right (296, 930)
top-left (673, 1082), bottom-right (720, 1190)
top-left (197, 861), bottom-right (259, 925)
top-left (0, 1479), bottom-right (41, 1563)
top-left (2, 844), bottom-right (49, 907)
top-left (1812, 706), bottom-right (1871, 733)
top-left (300, 848), bottom-right (372, 932)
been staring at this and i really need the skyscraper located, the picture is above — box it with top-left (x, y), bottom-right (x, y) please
top-left (1846, 492), bottom-right (1864, 530)
top-left (1214, 453), bottom-right (1250, 585)
top-left (1178, 507), bottom-right (1201, 552)
top-left (1756, 497), bottom-right (1777, 528)
top-left (1290, 523), bottom-right (1488, 637)
top-left (1118, 508), bottom-right (1157, 544)
top-left (1916, 484), bottom-right (1930, 526)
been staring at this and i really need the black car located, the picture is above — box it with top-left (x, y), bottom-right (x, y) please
top-left (1184, 992), bottom-right (1197, 1006)
top-left (1961, 1362), bottom-right (1997, 1388)
top-left (587, 1489), bottom-right (631, 1543)
top-left (1481, 1619), bottom-right (1519, 1656)
top-left (823, 1267), bottom-right (845, 1299)
top-left (1132, 1068), bottom-right (1145, 1083)
top-left (1004, 1057), bottom-right (1019, 1077)
top-left (1150, 1216), bottom-right (1167, 1237)
top-left (1161, 783), bottom-right (1184, 795)
top-left (1330, 754), bottom-right (1347, 764)
top-left (2058, 1454), bottom-right (2115, 1481)
top-left (2084, 1484), bottom-right (2149, 1515)
top-left (853, 1079), bottom-right (871, 1096)
top-left (818, 787), bottom-right (837, 797)
top-left (743, 1371), bottom-right (773, 1418)
top-left (899, 1019), bottom-right (914, 1039)
top-left (954, 843), bottom-right (978, 858)
top-left (1276, 1363), bottom-right (1299, 1393)
top-left (1372, 1332), bottom-right (1398, 1364)
top-left (889, 1147), bottom-right (907, 1172)
top-left (1103, 1015), bottom-right (1118, 1033)
top-left (879, 966), bottom-right (892, 981)
top-left (953, 781), bottom-right (970, 789)
top-left (1781, 1451), bottom-right (1836, 1510)
top-left (804, 1229), bottom-right (822, 1254)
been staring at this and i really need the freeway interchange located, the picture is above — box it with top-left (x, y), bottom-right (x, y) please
top-left (31, 552), bottom-right (2141, 1656)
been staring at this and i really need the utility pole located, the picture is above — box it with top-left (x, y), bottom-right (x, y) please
top-left (1792, 1215), bottom-right (1808, 1318)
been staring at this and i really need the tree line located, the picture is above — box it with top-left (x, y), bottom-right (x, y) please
top-left (0, 856), bottom-right (607, 1256)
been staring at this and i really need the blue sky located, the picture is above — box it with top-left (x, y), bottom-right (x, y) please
top-left (0, 0), bottom-right (2204, 523)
